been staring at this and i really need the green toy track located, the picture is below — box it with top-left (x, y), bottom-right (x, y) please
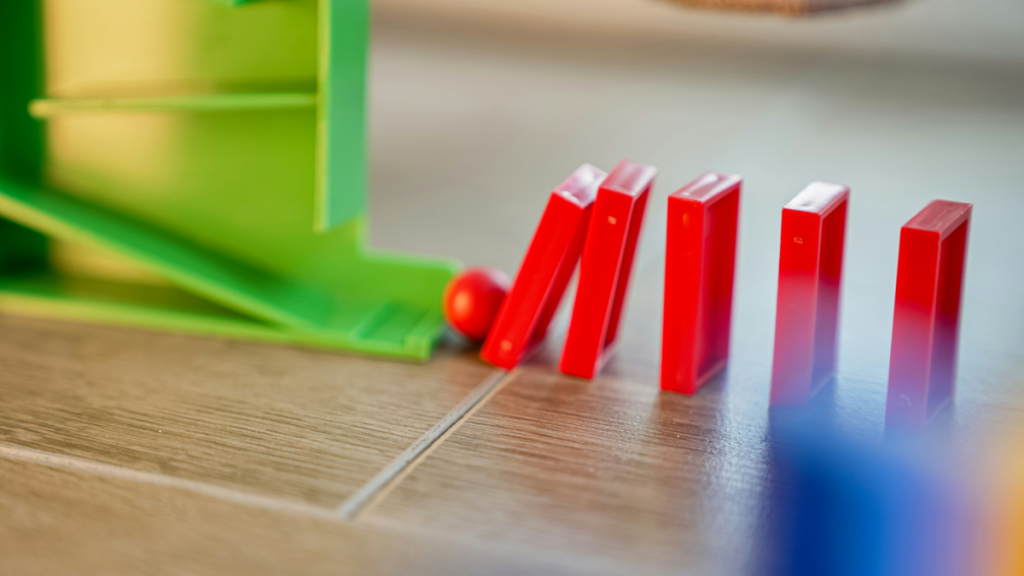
top-left (0, 0), bottom-right (458, 360)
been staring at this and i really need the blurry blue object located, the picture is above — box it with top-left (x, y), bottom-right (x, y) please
top-left (771, 429), bottom-right (971, 576)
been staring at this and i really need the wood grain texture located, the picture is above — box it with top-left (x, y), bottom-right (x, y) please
top-left (365, 374), bottom-right (771, 576)
top-left (364, 266), bottom-right (774, 576)
top-left (0, 316), bottom-right (493, 507)
top-left (0, 457), bottom-right (611, 576)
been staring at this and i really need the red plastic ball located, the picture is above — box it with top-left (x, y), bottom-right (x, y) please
top-left (442, 266), bottom-right (511, 342)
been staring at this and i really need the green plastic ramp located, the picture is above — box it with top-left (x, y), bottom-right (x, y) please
top-left (0, 0), bottom-right (456, 360)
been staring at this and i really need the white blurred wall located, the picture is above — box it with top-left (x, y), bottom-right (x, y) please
top-left (374, 0), bottom-right (1024, 64)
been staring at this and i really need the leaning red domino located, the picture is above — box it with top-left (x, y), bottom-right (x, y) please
top-left (481, 164), bottom-right (606, 369)
top-left (559, 160), bottom-right (655, 379)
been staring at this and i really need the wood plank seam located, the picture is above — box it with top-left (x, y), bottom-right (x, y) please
top-left (0, 442), bottom-right (343, 523)
top-left (338, 368), bottom-right (517, 521)
top-left (0, 368), bottom-right (515, 525)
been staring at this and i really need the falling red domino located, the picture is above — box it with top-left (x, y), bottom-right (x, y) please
top-left (481, 164), bottom-right (606, 369)
top-left (559, 160), bottom-right (655, 379)
top-left (661, 172), bottom-right (742, 395)
top-left (770, 182), bottom-right (849, 406)
top-left (886, 200), bottom-right (971, 429)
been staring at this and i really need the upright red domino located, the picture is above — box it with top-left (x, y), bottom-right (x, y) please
top-left (661, 172), bottom-right (742, 395)
top-left (886, 200), bottom-right (971, 429)
top-left (559, 160), bottom-right (655, 379)
top-left (481, 164), bottom-right (606, 369)
top-left (770, 182), bottom-right (849, 406)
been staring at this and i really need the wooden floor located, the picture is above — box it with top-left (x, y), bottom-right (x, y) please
top-left (2, 22), bottom-right (1023, 576)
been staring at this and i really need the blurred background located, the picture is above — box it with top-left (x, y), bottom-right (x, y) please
top-left (374, 0), bottom-right (1024, 62)
top-left (367, 0), bottom-right (1024, 271)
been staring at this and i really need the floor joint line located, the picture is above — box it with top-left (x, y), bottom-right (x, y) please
top-left (0, 442), bottom-right (342, 522)
top-left (0, 368), bottom-right (516, 525)
top-left (336, 368), bottom-right (515, 521)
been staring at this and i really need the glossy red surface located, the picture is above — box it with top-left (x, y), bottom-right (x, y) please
top-left (770, 182), bottom-right (849, 406)
top-left (886, 200), bottom-right (972, 429)
top-left (559, 160), bottom-right (655, 379)
top-left (481, 164), bottom-right (605, 369)
top-left (660, 172), bottom-right (742, 395)
top-left (442, 267), bottom-right (511, 342)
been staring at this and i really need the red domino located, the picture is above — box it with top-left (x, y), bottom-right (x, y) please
top-left (886, 201), bottom-right (971, 429)
top-left (661, 172), bottom-right (742, 395)
top-left (559, 160), bottom-right (655, 379)
top-left (770, 182), bottom-right (849, 406)
top-left (481, 164), bottom-right (606, 369)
